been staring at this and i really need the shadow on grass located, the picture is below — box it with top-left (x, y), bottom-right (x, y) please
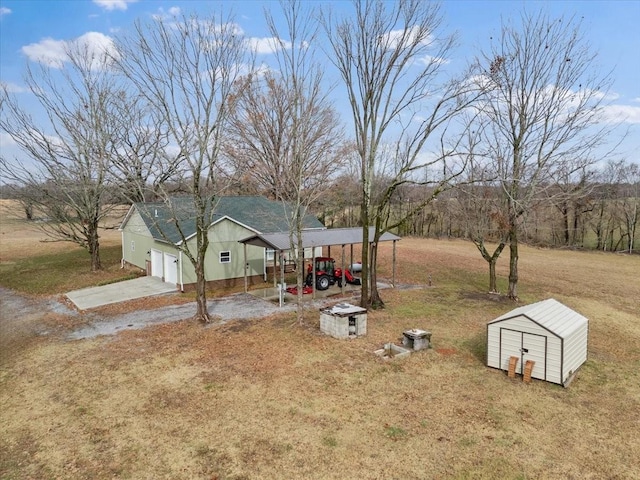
top-left (464, 331), bottom-right (487, 364)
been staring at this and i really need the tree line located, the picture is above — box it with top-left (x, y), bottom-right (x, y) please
top-left (1, 0), bottom-right (634, 322)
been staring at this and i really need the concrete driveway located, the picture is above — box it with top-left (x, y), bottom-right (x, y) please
top-left (66, 276), bottom-right (177, 310)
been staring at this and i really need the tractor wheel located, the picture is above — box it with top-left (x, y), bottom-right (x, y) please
top-left (305, 273), bottom-right (313, 287)
top-left (337, 278), bottom-right (342, 288)
top-left (316, 275), bottom-right (331, 291)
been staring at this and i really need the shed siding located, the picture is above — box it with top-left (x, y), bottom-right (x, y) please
top-left (487, 315), bottom-right (563, 384)
top-left (487, 300), bottom-right (588, 386)
top-left (562, 323), bottom-right (588, 383)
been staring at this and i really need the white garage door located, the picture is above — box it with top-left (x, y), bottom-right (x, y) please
top-left (163, 253), bottom-right (178, 285)
top-left (150, 249), bottom-right (163, 278)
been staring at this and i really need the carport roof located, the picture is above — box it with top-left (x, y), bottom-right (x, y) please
top-left (239, 227), bottom-right (400, 250)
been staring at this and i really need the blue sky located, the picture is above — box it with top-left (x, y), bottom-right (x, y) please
top-left (1, 0), bottom-right (639, 164)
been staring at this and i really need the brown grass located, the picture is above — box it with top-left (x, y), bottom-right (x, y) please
top-left (1, 202), bottom-right (639, 479)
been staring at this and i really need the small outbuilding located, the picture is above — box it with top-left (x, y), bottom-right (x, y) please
top-left (486, 298), bottom-right (588, 386)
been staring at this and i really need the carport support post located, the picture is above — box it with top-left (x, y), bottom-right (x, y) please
top-left (392, 240), bottom-right (397, 288)
top-left (279, 250), bottom-right (285, 307)
top-left (243, 243), bottom-right (248, 293)
top-left (273, 250), bottom-right (277, 288)
top-left (341, 244), bottom-right (346, 295)
top-left (350, 244), bottom-right (354, 271)
top-left (312, 250), bottom-right (316, 299)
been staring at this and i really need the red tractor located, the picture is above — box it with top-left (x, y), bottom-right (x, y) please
top-left (305, 257), bottom-right (362, 291)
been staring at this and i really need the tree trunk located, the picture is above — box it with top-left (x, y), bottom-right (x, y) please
top-left (194, 261), bottom-right (210, 323)
top-left (368, 241), bottom-right (384, 309)
top-left (88, 224), bottom-right (102, 272)
top-left (507, 227), bottom-right (519, 300)
top-left (295, 217), bottom-right (305, 325)
top-left (473, 239), bottom-right (506, 293)
top-left (360, 198), bottom-right (370, 309)
top-left (488, 258), bottom-right (498, 293)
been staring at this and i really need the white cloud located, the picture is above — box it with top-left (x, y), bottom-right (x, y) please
top-left (381, 26), bottom-right (433, 50)
top-left (21, 32), bottom-right (117, 69)
top-left (0, 6), bottom-right (11, 17)
top-left (21, 38), bottom-right (68, 68)
top-left (247, 37), bottom-right (292, 55)
top-left (0, 81), bottom-right (27, 93)
top-left (0, 132), bottom-right (17, 148)
top-left (600, 104), bottom-right (640, 124)
top-left (418, 54), bottom-right (449, 66)
top-left (152, 6), bottom-right (181, 21)
top-left (633, 97), bottom-right (640, 103)
top-left (93, 0), bottom-right (137, 11)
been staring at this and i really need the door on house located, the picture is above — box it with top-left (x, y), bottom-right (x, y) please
top-left (163, 253), bottom-right (178, 285)
top-left (150, 249), bottom-right (163, 278)
top-left (499, 328), bottom-right (547, 379)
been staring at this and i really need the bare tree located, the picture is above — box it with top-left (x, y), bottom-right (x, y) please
top-left (226, 0), bottom-right (345, 323)
top-left (456, 155), bottom-right (508, 293)
top-left (105, 92), bottom-right (176, 203)
top-left (613, 160), bottom-right (639, 253)
top-left (0, 42), bottom-right (124, 271)
top-left (114, 10), bottom-right (250, 322)
top-left (322, 0), bottom-right (478, 308)
top-left (473, 11), bottom-right (617, 299)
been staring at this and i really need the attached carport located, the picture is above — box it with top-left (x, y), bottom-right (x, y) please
top-left (239, 227), bottom-right (401, 301)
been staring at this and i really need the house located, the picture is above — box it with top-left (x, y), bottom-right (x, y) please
top-left (119, 196), bottom-right (325, 291)
top-left (486, 298), bottom-right (589, 386)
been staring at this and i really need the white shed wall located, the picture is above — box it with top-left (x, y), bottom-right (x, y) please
top-left (562, 322), bottom-right (588, 383)
top-left (487, 315), bottom-right (563, 384)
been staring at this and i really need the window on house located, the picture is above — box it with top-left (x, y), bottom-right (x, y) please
top-left (220, 251), bottom-right (231, 264)
top-left (131, 241), bottom-right (135, 252)
top-left (265, 248), bottom-right (275, 262)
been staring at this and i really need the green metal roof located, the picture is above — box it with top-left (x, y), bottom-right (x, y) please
top-left (132, 196), bottom-right (324, 245)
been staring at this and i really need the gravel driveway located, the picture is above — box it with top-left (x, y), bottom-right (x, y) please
top-left (0, 287), bottom-right (342, 343)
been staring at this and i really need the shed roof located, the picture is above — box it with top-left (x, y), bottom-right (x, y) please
top-left (123, 196), bottom-right (324, 245)
top-left (489, 298), bottom-right (588, 338)
top-left (239, 227), bottom-right (401, 251)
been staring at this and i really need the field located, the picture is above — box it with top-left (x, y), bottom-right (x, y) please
top-left (1, 200), bottom-right (639, 479)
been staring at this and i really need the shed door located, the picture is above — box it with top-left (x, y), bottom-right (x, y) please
top-left (522, 333), bottom-right (547, 380)
top-left (150, 249), bottom-right (163, 278)
top-left (499, 328), bottom-right (523, 373)
top-left (499, 328), bottom-right (547, 379)
top-left (164, 253), bottom-right (178, 285)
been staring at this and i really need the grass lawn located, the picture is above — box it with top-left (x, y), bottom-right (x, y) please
top-left (1, 202), bottom-right (639, 479)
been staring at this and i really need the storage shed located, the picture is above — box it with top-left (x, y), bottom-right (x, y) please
top-left (486, 298), bottom-right (588, 386)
